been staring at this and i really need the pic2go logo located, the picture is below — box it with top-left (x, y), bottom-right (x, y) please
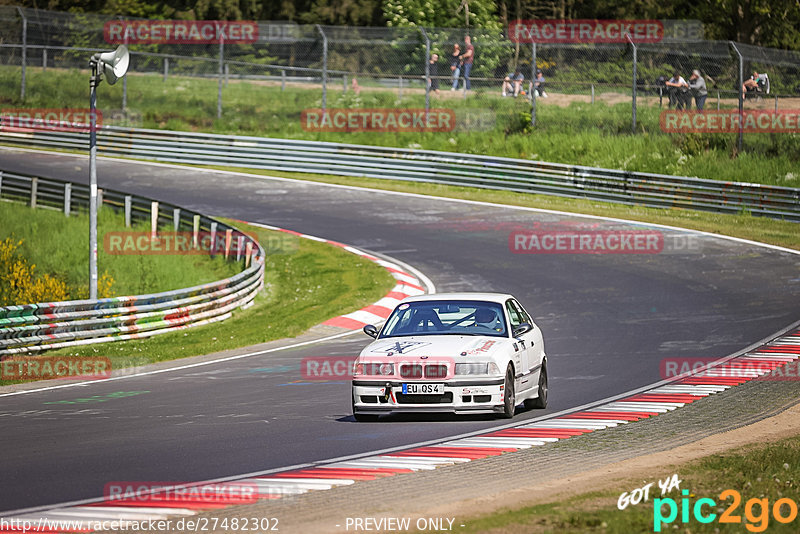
top-left (654, 489), bottom-right (799, 532)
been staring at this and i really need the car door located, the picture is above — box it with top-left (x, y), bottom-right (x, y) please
top-left (511, 299), bottom-right (544, 378)
top-left (505, 299), bottom-right (534, 390)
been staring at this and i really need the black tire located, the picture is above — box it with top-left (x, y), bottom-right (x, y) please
top-left (524, 362), bottom-right (548, 409)
top-left (352, 394), bottom-right (379, 422)
top-left (501, 364), bottom-right (516, 418)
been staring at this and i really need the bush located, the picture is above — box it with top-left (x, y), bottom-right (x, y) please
top-left (0, 237), bottom-right (69, 305)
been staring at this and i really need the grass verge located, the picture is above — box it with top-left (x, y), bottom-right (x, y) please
top-left (2, 66), bottom-right (799, 186)
top-left (0, 200), bottom-right (240, 299)
top-left (449, 434), bottom-right (800, 533)
top-left (207, 166), bottom-right (800, 252)
top-left (0, 218), bottom-right (396, 386)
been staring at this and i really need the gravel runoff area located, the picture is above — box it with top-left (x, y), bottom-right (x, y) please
top-left (154, 376), bottom-right (800, 534)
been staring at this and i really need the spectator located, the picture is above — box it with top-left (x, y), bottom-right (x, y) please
top-left (530, 69), bottom-right (547, 98)
top-left (351, 77), bottom-right (361, 96)
top-left (665, 70), bottom-right (689, 109)
top-left (743, 71), bottom-right (769, 100)
top-left (460, 35), bottom-right (474, 90)
top-left (427, 53), bottom-right (440, 95)
top-left (688, 69), bottom-right (707, 111)
top-left (502, 67), bottom-right (524, 97)
top-left (449, 44), bottom-right (461, 91)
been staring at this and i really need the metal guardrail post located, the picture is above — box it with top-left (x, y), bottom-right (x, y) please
top-left (193, 214), bottom-right (200, 248)
top-left (17, 7), bottom-right (26, 101)
top-left (316, 25), bottom-right (327, 112)
top-left (173, 208), bottom-right (180, 231)
top-left (420, 27), bottom-right (431, 116)
top-left (627, 34), bottom-right (637, 135)
top-left (64, 183), bottom-right (71, 216)
top-left (530, 41), bottom-right (537, 128)
top-left (124, 195), bottom-right (132, 227)
top-left (30, 176), bottom-right (37, 208)
top-left (730, 41), bottom-right (744, 153)
top-left (218, 33), bottom-right (224, 119)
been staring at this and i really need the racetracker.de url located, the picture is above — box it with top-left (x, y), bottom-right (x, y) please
top-left (0, 517), bottom-right (279, 532)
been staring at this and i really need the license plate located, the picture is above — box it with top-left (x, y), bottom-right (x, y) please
top-left (402, 383), bottom-right (444, 394)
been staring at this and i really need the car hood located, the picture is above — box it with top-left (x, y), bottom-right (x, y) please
top-left (359, 335), bottom-right (507, 359)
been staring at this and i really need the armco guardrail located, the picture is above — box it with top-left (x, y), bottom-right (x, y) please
top-left (0, 170), bottom-right (265, 356)
top-left (1, 125), bottom-right (799, 221)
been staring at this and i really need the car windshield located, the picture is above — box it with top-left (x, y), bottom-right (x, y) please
top-left (380, 300), bottom-right (507, 338)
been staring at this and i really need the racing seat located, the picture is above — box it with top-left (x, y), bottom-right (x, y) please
top-left (411, 309), bottom-right (444, 333)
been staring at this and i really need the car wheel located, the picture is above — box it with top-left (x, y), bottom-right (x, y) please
top-left (524, 361), bottom-right (548, 409)
top-left (352, 394), bottom-right (379, 422)
top-left (501, 364), bottom-right (516, 418)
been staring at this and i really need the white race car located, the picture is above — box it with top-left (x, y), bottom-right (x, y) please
top-left (352, 293), bottom-right (547, 421)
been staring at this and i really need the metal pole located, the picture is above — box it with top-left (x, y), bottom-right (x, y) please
top-left (530, 41), bottom-right (536, 128)
top-left (218, 34), bottom-right (224, 119)
top-left (731, 42), bottom-right (744, 152)
top-left (42, 49), bottom-right (47, 72)
top-left (89, 63), bottom-right (99, 300)
top-left (628, 34), bottom-right (637, 134)
top-left (18, 7), bottom-right (26, 101)
top-left (316, 25), bottom-right (327, 111)
top-left (163, 57), bottom-right (168, 82)
top-left (420, 28), bottom-right (431, 116)
top-left (281, 69), bottom-right (286, 91)
top-left (122, 73), bottom-right (127, 111)
top-left (592, 84), bottom-right (595, 104)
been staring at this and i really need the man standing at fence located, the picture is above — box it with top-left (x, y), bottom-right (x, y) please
top-left (688, 69), bottom-right (707, 111)
top-left (666, 71), bottom-right (689, 110)
top-left (460, 35), bottom-right (474, 90)
top-left (428, 53), bottom-right (441, 95)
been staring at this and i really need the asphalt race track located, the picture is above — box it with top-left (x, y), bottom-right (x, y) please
top-left (1, 148), bottom-right (798, 513)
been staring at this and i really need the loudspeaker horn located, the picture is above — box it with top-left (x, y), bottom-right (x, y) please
top-left (97, 45), bottom-right (129, 85)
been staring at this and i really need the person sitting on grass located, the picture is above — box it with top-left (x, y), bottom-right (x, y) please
top-left (530, 69), bottom-right (547, 98)
top-left (502, 68), bottom-right (524, 97)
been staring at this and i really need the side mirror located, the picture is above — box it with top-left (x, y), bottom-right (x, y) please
top-left (363, 324), bottom-right (379, 338)
top-left (512, 323), bottom-right (533, 337)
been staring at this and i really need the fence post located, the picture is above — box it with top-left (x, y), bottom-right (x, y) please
top-left (399, 76), bottom-right (403, 99)
top-left (30, 176), bottom-right (37, 209)
top-left (316, 25), bottom-right (328, 111)
top-left (124, 195), bottom-right (132, 227)
top-left (97, 188), bottom-right (103, 211)
top-left (163, 57), bottom-right (168, 82)
top-left (281, 69), bottom-right (286, 91)
top-left (420, 27), bottom-right (431, 116)
top-left (173, 208), bottom-right (180, 232)
top-left (224, 228), bottom-right (232, 259)
top-left (717, 90), bottom-right (720, 110)
top-left (210, 221), bottom-right (218, 257)
top-left (530, 41), bottom-right (536, 128)
top-left (218, 34), bottom-right (224, 119)
top-left (64, 183), bottom-right (71, 216)
top-left (122, 72), bottom-right (127, 111)
top-left (42, 49), bottom-right (47, 72)
top-left (151, 201), bottom-right (159, 240)
top-left (236, 234), bottom-right (244, 261)
top-left (193, 214), bottom-right (200, 249)
top-left (225, 63), bottom-right (229, 87)
top-left (17, 7), bottom-right (27, 101)
top-left (775, 95), bottom-right (778, 113)
top-left (343, 74), bottom-right (347, 93)
top-left (627, 33), bottom-right (637, 135)
top-left (730, 41), bottom-right (744, 153)
top-left (591, 84), bottom-right (595, 104)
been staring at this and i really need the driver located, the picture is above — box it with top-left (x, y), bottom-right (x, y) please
top-left (474, 307), bottom-right (498, 327)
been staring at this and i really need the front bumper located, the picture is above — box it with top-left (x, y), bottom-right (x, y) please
top-left (352, 378), bottom-right (505, 415)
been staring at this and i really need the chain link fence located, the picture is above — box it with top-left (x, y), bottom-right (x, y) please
top-left (1, 7), bottom-right (800, 157)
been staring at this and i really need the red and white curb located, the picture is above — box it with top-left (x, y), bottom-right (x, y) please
top-left (249, 223), bottom-right (428, 331)
top-left (3, 329), bottom-right (797, 530)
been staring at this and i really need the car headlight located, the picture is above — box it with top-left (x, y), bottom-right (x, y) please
top-left (456, 363), bottom-right (489, 375)
top-left (355, 362), bottom-right (394, 376)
